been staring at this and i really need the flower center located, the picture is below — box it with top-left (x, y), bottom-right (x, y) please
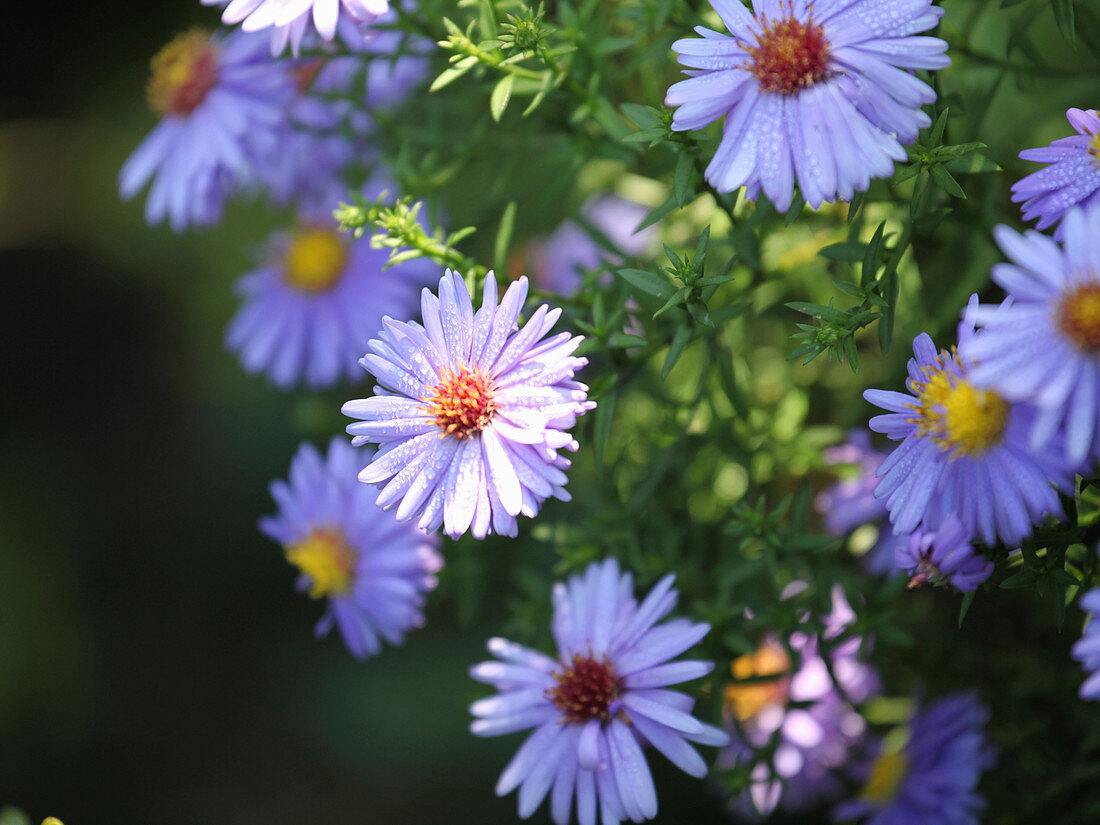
top-left (908, 354), bottom-right (1009, 457)
top-left (422, 366), bottom-right (497, 438)
top-left (1089, 129), bottom-right (1100, 161)
top-left (284, 529), bottom-right (357, 598)
top-left (746, 16), bottom-right (830, 95)
top-left (147, 30), bottom-right (218, 117)
top-left (284, 228), bottom-right (349, 293)
top-left (547, 654), bottom-right (621, 722)
top-left (860, 750), bottom-right (910, 806)
top-left (1058, 281), bottom-right (1100, 352)
top-left (724, 642), bottom-right (791, 722)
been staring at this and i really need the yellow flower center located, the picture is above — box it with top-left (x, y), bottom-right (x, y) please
top-left (1089, 129), bottom-right (1100, 161)
top-left (284, 529), bottom-right (356, 598)
top-left (724, 642), bottom-right (791, 722)
top-left (422, 366), bottom-right (498, 438)
top-left (909, 353), bottom-right (1009, 457)
top-left (860, 750), bottom-right (910, 805)
top-left (284, 228), bottom-right (349, 293)
top-left (147, 29), bottom-right (218, 117)
top-left (1058, 281), bottom-right (1100, 352)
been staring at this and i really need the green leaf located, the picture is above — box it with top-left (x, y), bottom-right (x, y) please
top-left (616, 268), bottom-right (675, 298)
top-left (847, 191), bottom-right (865, 224)
top-left (430, 60), bottom-right (476, 92)
top-left (862, 221), bottom-right (886, 287)
top-left (662, 324), bottom-right (692, 379)
top-left (878, 268), bottom-right (898, 353)
top-left (929, 164), bottom-right (966, 199)
top-left (493, 201), bottom-right (517, 276)
top-left (490, 75), bottom-right (515, 122)
top-left (608, 332), bottom-right (647, 348)
top-left (930, 107), bottom-right (950, 145)
top-left (819, 242), bottom-right (867, 262)
top-left (620, 103), bottom-right (661, 128)
top-left (636, 193), bottom-right (680, 232)
top-left (593, 389), bottom-right (616, 466)
top-left (673, 152), bottom-right (694, 207)
top-left (958, 591), bottom-right (976, 628)
top-left (1052, 0), bottom-right (1076, 43)
top-left (1000, 569), bottom-right (1039, 589)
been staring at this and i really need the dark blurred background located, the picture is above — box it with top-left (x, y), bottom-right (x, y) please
top-left (4, 1), bottom-right (1100, 824)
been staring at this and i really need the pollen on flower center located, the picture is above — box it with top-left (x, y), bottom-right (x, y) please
top-left (746, 16), bottom-right (831, 95)
top-left (1089, 129), bottom-right (1100, 161)
top-left (724, 642), bottom-right (791, 722)
top-left (547, 654), bottom-right (621, 722)
top-left (860, 750), bottom-right (910, 805)
top-left (284, 528), bottom-right (357, 598)
top-left (148, 29), bottom-right (219, 117)
top-left (908, 354), bottom-right (1009, 457)
top-left (423, 366), bottom-right (497, 438)
top-left (1058, 281), bottom-right (1100, 351)
top-left (284, 228), bottom-right (349, 293)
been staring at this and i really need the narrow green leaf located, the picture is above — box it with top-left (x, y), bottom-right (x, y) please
top-left (490, 75), bottom-right (515, 122)
top-left (929, 164), bottom-right (966, 199)
top-left (608, 332), bottom-right (647, 348)
top-left (493, 201), bottom-right (517, 276)
top-left (847, 191), bottom-right (865, 224)
top-left (593, 389), bottom-right (616, 466)
top-left (430, 64), bottom-right (473, 92)
top-left (862, 221), bottom-right (886, 287)
top-left (636, 193), bottom-right (679, 232)
top-left (930, 108), bottom-right (950, 145)
top-left (878, 268), bottom-right (898, 353)
top-left (673, 152), bottom-right (694, 207)
top-left (616, 268), bottom-right (674, 298)
top-left (1052, 0), bottom-right (1076, 43)
top-left (958, 591), bottom-right (976, 628)
top-left (819, 242), bottom-right (868, 262)
top-left (661, 324), bottom-right (692, 379)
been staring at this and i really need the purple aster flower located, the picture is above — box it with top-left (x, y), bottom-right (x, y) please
top-left (1011, 108), bottom-right (1100, 239)
top-left (834, 693), bottom-right (995, 825)
top-left (226, 192), bottom-right (439, 389)
top-left (207, 0), bottom-right (390, 55)
top-left (260, 438), bottom-right (442, 659)
top-left (258, 17), bottom-right (430, 210)
top-left (864, 300), bottom-right (1076, 546)
top-left (469, 558), bottom-right (729, 825)
top-left (815, 430), bottom-right (896, 576)
top-left (526, 196), bottom-right (657, 296)
top-left (118, 28), bottom-right (293, 231)
top-left (1072, 586), bottom-right (1100, 701)
top-left (894, 515), bottom-right (992, 592)
top-left (961, 207), bottom-right (1100, 466)
top-left (341, 271), bottom-right (595, 539)
top-left (665, 0), bottom-right (949, 211)
top-left (720, 586), bottom-right (879, 816)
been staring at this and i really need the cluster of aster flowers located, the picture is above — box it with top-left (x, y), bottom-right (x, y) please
top-left (111, 0), bottom-right (1072, 820)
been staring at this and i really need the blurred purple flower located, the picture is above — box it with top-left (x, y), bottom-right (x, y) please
top-left (816, 430), bottom-right (895, 576)
top-left (665, 0), bottom-right (948, 210)
top-left (1011, 108), bottom-right (1100, 238)
top-left (226, 187), bottom-right (438, 389)
top-left (1072, 585), bottom-right (1100, 701)
top-left (208, 0), bottom-right (390, 55)
top-left (260, 438), bottom-right (442, 659)
top-left (119, 29), bottom-right (292, 231)
top-left (864, 299), bottom-right (1075, 546)
top-left (469, 558), bottom-right (729, 825)
top-left (259, 17), bottom-right (431, 210)
top-left (528, 196), bottom-right (657, 296)
top-left (342, 271), bottom-right (595, 539)
top-left (895, 516), bottom-right (991, 592)
top-left (720, 586), bottom-right (879, 817)
top-left (835, 694), bottom-right (995, 825)
top-left (962, 208), bottom-right (1100, 466)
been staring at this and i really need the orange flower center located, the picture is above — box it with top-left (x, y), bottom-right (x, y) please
top-left (724, 642), bottom-right (791, 722)
top-left (746, 16), bottom-right (831, 95)
top-left (147, 30), bottom-right (219, 117)
top-left (547, 654), bottom-right (621, 722)
top-left (1058, 281), bottom-right (1100, 352)
top-left (422, 366), bottom-right (497, 438)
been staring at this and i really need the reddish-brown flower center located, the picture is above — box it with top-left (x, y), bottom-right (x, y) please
top-left (147, 29), bottom-right (219, 117)
top-left (292, 58), bottom-right (326, 93)
top-left (547, 654), bottom-right (621, 722)
top-left (423, 366), bottom-right (497, 438)
top-left (1058, 281), bottom-right (1100, 352)
top-left (746, 16), bottom-right (830, 95)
